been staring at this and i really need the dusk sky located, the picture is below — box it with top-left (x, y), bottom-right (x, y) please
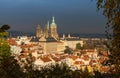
top-left (0, 0), bottom-right (106, 33)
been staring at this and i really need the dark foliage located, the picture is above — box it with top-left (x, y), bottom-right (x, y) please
top-left (0, 57), bottom-right (24, 78)
top-left (97, 0), bottom-right (120, 77)
top-left (64, 46), bottom-right (73, 54)
top-left (0, 24), bottom-right (10, 32)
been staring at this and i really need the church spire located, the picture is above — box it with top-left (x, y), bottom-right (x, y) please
top-left (47, 21), bottom-right (49, 30)
top-left (68, 33), bottom-right (71, 38)
top-left (52, 16), bottom-right (55, 23)
top-left (36, 24), bottom-right (41, 30)
top-left (63, 34), bottom-right (65, 39)
top-left (36, 24), bottom-right (42, 38)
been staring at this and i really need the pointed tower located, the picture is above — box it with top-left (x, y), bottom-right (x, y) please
top-left (36, 24), bottom-right (42, 38)
top-left (62, 34), bottom-right (65, 39)
top-left (68, 33), bottom-right (71, 38)
top-left (47, 21), bottom-right (51, 37)
top-left (50, 16), bottom-right (58, 39)
top-left (43, 21), bottom-right (50, 38)
top-left (47, 21), bottom-right (49, 30)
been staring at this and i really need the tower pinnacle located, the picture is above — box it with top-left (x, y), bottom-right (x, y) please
top-left (52, 16), bottom-right (55, 23)
top-left (47, 21), bottom-right (49, 29)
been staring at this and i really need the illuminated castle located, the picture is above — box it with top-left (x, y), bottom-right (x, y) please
top-left (30, 16), bottom-right (83, 53)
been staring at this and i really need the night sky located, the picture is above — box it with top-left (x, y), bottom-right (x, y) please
top-left (0, 0), bottom-right (106, 33)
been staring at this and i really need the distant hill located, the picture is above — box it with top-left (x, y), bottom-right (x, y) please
top-left (59, 33), bottom-right (106, 38)
top-left (8, 31), bottom-right (35, 37)
top-left (8, 31), bottom-right (106, 38)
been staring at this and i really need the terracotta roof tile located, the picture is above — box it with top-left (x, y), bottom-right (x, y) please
top-left (98, 57), bottom-right (105, 63)
top-left (82, 55), bottom-right (89, 61)
top-left (52, 57), bottom-right (60, 62)
top-left (74, 61), bottom-right (84, 65)
top-left (101, 66), bottom-right (110, 73)
top-left (70, 55), bottom-right (78, 60)
top-left (8, 38), bottom-right (17, 45)
top-left (40, 56), bottom-right (52, 62)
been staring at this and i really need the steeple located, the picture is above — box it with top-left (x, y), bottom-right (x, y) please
top-left (52, 16), bottom-right (55, 23)
top-left (50, 16), bottom-right (58, 39)
top-left (68, 33), bottom-right (71, 38)
top-left (37, 24), bottom-right (40, 29)
top-left (47, 21), bottom-right (49, 30)
top-left (36, 24), bottom-right (42, 38)
top-left (50, 16), bottom-right (57, 28)
top-left (63, 34), bottom-right (65, 39)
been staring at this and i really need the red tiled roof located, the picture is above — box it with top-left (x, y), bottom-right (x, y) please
top-left (101, 66), bottom-right (110, 73)
top-left (22, 50), bottom-right (35, 54)
top-left (82, 55), bottom-right (89, 61)
top-left (8, 39), bottom-right (17, 45)
top-left (40, 56), bottom-right (52, 62)
top-left (102, 52), bottom-right (108, 56)
top-left (52, 57), bottom-right (60, 62)
top-left (60, 56), bottom-right (66, 60)
top-left (74, 61), bottom-right (84, 65)
top-left (89, 60), bottom-right (97, 65)
top-left (70, 55), bottom-right (78, 60)
top-left (20, 43), bottom-right (39, 49)
top-left (98, 57), bottom-right (105, 63)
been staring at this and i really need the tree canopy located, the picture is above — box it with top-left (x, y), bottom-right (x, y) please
top-left (0, 25), bottom-right (22, 78)
top-left (97, 0), bottom-right (120, 76)
top-left (0, 24), bottom-right (10, 32)
top-left (76, 43), bottom-right (83, 50)
top-left (0, 24), bottom-right (11, 60)
top-left (0, 24), bottom-right (10, 38)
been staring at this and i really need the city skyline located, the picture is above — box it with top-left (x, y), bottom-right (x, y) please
top-left (0, 0), bottom-right (106, 33)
